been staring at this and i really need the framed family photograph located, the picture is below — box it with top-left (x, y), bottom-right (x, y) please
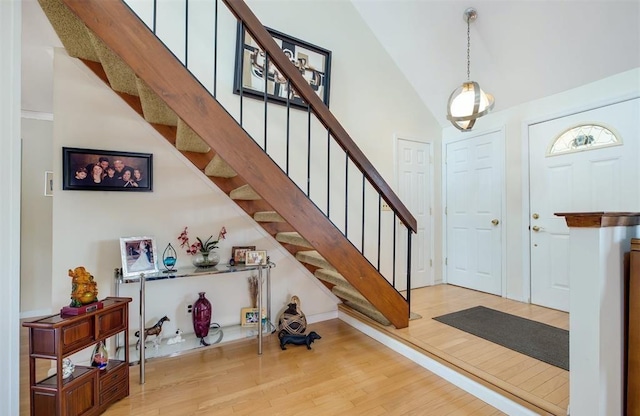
top-left (234, 24), bottom-right (331, 109)
top-left (245, 250), bottom-right (268, 266)
top-left (120, 236), bottom-right (159, 277)
top-left (62, 147), bottom-right (153, 192)
top-left (232, 245), bottom-right (256, 265)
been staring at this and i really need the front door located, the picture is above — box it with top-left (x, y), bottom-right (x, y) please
top-left (445, 130), bottom-right (503, 295)
top-left (529, 98), bottom-right (640, 311)
top-left (397, 138), bottom-right (433, 289)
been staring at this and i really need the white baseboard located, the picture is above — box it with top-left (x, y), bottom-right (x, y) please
top-left (306, 310), bottom-right (339, 325)
top-left (338, 310), bottom-right (538, 416)
top-left (20, 308), bottom-right (52, 320)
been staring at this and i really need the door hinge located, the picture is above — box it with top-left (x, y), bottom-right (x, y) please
top-left (445, 257), bottom-right (448, 265)
top-left (430, 259), bottom-right (433, 267)
top-left (445, 206), bottom-right (447, 215)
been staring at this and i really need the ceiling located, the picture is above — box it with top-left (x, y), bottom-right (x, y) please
top-left (21, 0), bottom-right (640, 128)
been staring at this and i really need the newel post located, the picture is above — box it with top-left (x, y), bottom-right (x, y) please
top-left (556, 212), bottom-right (640, 416)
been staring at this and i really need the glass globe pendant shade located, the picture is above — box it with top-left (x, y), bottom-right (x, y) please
top-left (447, 81), bottom-right (495, 131)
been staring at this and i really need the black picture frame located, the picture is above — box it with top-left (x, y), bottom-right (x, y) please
top-left (62, 147), bottom-right (153, 192)
top-left (234, 24), bottom-right (331, 109)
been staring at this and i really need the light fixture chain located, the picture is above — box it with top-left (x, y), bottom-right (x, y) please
top-left (466, 15), bottom-right (471, 81)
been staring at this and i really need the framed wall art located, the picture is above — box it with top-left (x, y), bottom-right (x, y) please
top-left (234, 24), bottom-right (331, 109)
top-left (62, 147), bottom-right (153, 192)
top-left (120, 236), bottom-right (159, 277)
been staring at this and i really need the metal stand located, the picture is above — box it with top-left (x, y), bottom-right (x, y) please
top-left (139, 272), bottom-right (145, 384)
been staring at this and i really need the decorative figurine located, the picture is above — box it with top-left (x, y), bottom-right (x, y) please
top-left (91, 340), bottom-right (109, 370)
top-left (162, 243), bottom-right (178, 273)
top-left (166, 329), bottom-right (185, 345)
top-left (278, 295), bottom-right (307, 335)
top-left (278, 330), bottom-right (322, 350)
top-left (67, 266), bottom-right (98, 307)
top-left (135, 316), bottom-right (170, 350)
top-left (62, 358), bottom-right (75, 379)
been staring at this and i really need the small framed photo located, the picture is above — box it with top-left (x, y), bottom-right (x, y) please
top-left (44, 171), bottom-right (53, 196)
top-left (232, 245), bottom-right (256, 264)
top-left (120, 236), bottom-right (158, 277)
top-left (245, 250), bottom-right (267, 266)
top-left (62, 147), bottom-right (153, 192)
top-left (241, 307), bottom-right (265, 327)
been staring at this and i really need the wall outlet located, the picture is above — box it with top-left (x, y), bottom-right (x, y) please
top-left (187, 304), bottom-right (192, 314)
top-left (381, 201), bottom-right (392, 212)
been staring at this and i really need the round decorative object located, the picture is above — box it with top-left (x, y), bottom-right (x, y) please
top-left (192, 251), bottom-right (220, 268)
top-left (193, 292), bottom-right (212, 345)
top-left (62, 358), bottom-right (75, 379)
top-left (278, 295), bottom-right (307, 335)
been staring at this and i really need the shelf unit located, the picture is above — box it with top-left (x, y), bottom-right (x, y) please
top-left (628, 239), bottom-right (640, 415)
top-left (22, 297), bottom-right (132, 416)
top-left (115, 262), bottom-right (274, 384)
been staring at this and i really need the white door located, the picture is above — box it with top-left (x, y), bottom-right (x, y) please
top-left (397, 138), bottom-right (433, 288)
top-left (445, 131), bottom-right (503, 295)
top-left (529, 98), bottom-right (640, 311)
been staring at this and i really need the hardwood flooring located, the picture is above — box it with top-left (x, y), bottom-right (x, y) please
top-left (20, 284), bottom-right (569, 415)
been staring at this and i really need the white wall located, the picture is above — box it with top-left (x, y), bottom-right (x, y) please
top-left (442, 67), bottom-right (640, 302)
top-left (21, 116), bottom-right (53, 317)
top-left (1, 0), bottom-right (22, 414)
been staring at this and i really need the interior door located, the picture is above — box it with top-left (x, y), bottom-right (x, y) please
top-left (529, 98), bottom-right (640, 311)
top-left (397, 138), bottom-right (433, 288)
top-left (445, 131), bottom-right (503, 295)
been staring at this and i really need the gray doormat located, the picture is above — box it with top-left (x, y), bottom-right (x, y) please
top-left (433, 305), bottom-right (569, 371)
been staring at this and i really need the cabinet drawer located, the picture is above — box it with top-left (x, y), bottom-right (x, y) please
top-left (61, 317), bottom-right (95, 356)
top-left (97, 307), bottom-right (125, 339)
top-left (99, 363), bottom-right (127, 391)
top-left (99, 379), bottom-right (128, 406)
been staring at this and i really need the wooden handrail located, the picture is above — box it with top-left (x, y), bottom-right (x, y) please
top-left (223, 0), bottom-right (417, 234)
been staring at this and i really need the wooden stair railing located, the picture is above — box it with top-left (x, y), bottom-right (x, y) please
top-left (58, 0), bottom-right (410, 328)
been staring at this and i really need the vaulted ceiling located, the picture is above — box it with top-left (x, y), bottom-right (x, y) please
top-left (21, 0), bottom-right (640, 128)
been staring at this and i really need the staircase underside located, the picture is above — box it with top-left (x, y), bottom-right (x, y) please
top-left (42, 0), bottom-right (410, 328)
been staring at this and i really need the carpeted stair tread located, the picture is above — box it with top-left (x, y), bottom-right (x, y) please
top-left (253, 211), bottom-right (285, 223)
top-left (229, 184), bottom-right (261, 201)
top-left (315, 269), bottom-right (349, 287)
top-left (38, 0), bottom-right (100, 62)
top-left (205, 154), bottom-right (237, 178)
top-left (276, 232), bottom-right (313, 248)
top-left (344, 301), bottom-right (392, 326)
top-left (295, 250), bottom-right (335, 271)
top-left (332, 284), bottom-right (391, 326)
top-left (87, 31), bottom-right (138, 96)
top-left (176, 119), bottom-right (211, 153)
top-left (136, 78), bottom-right (178, 125)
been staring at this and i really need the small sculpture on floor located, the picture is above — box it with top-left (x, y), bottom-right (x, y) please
top-left (278, 295), bottom-right (307, 335)
top-left (278, 330), bottom-right (321, 350)
top-left (135, 316), bottom-right (170, 350)
top-left (166, 329), bottom-right (186, 345)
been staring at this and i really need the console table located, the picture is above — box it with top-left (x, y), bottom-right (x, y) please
top-left (23, 297), bottom-right (132, 416)
top-left (114, 263), bottom-right (274, 384)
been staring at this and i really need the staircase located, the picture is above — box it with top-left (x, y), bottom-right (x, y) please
top-left (39, 0), bottom-right (416, 328)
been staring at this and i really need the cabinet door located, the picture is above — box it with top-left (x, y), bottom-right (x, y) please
top-left (61, 370), bottom-right (98, 416)
top-left (97, 306), bottom-right (126, 339)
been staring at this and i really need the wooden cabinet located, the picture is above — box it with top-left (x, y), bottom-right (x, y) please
top-left (23, 297), bottom-right (132, 416)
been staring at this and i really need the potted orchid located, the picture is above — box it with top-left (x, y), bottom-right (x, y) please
top-left (178, 226), bottom-right (227, 268)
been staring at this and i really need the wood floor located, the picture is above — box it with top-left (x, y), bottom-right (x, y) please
top-left (20, 284), bottom-right (568, 415)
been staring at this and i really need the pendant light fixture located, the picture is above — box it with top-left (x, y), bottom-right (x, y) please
top-left (447, 7), bottom-right (494, 131)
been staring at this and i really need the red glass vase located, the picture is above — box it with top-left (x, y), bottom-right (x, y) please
top-left (192, 292), bottom-right (212, 345)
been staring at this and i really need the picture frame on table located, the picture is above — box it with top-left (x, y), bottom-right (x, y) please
top-left (234, 24), bottom-right (332, 109)
top-left (232, 245), bottom-right (256, 265)
top-left (62, 147), bottom-right (153, 192)
top-left (241, 307), bottom-right (265, 327)
top-left (245, 250), bottom-right (268, 266)
top-left (120, 236), bottom-right (159, 277)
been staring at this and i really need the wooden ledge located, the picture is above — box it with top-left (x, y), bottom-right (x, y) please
top-left (555, 212), bottom-right (640, 228)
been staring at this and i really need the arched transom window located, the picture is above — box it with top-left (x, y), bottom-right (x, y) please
top-left (547, 124), bottom-right (621, 156)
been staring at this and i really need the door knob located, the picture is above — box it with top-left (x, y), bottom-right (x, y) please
top-left (532, 225), bottom-right (541, 232)
top-left (532, 213), bottom-right (539, 219)
top-left (491, 219), bottom-right (499, 226)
